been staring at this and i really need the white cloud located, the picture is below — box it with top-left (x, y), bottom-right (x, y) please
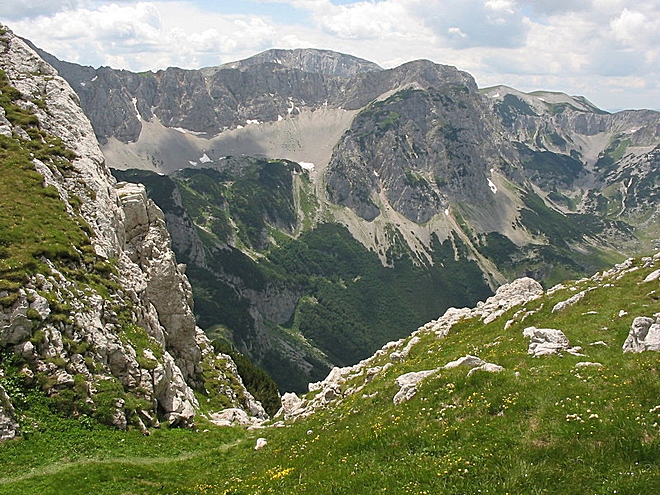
top-left (610, 8), bottom-right (660, 47)
top-left (1, 0), bottom-right (659, 111)
top-left (7, 2), bottom-right (281, 69)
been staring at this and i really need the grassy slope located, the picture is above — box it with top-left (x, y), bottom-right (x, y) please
top-left (2, 255), bottom-right (659, 494)
top-left (0, 69), bottom-right (95, 301)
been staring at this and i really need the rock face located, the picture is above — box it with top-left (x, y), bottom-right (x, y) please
top-left (32, 44), bottom-right (380, 146)
top-left (0, 25), bottom-right (264, 437)
top-left (116, 182), bottom-right (201, 380)
top-left (623, 316), bottom-right (660, 352)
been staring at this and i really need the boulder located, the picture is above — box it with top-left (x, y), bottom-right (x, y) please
top-left (623, 316), bottom-right (660, 353)
top-left (643, 269), bottom-right (660, 283)
top-left (152, 353), bottom-right (198, 427)
top-left (0, 297), bottom-right (32, 346)
top-left (467, 363), bottom-right (505, 377)
top-left (552, 288), bottom-right (593, 313)
top-left (393, 369), bottom-right (439, 405)
top-left (575, 362), bottom-right (603, 368)
top-left (209, 408), bottom-right (256, 427)
top-left (443, 355), bottom-right (485, 369)
top-left (444, 355), bottom-right (504, 377)
top-left (523, 327), bottom-right (570, 357)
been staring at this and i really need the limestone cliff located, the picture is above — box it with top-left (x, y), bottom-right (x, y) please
top-left (0, 25), bottom-right (265, 439)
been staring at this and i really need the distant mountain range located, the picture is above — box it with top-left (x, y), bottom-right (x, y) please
top-left (31, 42), bottom-right (660, 390)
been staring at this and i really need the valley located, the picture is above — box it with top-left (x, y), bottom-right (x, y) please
top-left (37, 44), bottom-right (659, 390)
top-left (0, 22), bottom-right (659, 494)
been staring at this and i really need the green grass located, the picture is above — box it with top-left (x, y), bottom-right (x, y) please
top-left (0, 415), bottom-right (247, 495)
top-left (0, 69), bottom-right (97, 301)
top-left (2, 254), bottom-right (659, 494)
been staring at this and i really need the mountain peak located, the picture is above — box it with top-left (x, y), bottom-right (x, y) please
top-left (210, 47), bottom-right (382, 77)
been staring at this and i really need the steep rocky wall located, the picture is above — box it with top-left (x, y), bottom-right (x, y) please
top-left (0, 25), bottom-right (264, 437)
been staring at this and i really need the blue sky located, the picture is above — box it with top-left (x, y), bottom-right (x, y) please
top-left (2, 1), bottom-right (659, 112)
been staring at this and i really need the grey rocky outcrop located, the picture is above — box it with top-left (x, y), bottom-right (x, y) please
top-left (0, 384), bottom-right (19, 442)
top-left (443, 355), bottom-right (504, 377)
top-left (276, 392), bottom-right (306, 420)
top-left (209, 408), bottom-right (264, 428)
top-left (420, 277), bottom-right (544, 338)
top-left (523, 327), bottom-right (570, 357)
top-left (117, 182), bottom-right (201, 380)
top-left (393, 369), bottom-right (439, 405)
top-left (0, 25), bottom-right (263, 436)
top-left (623, 316), bottom-right (660, 353)
top-left (479, 278), bottom-right (545, 324)
top-left (552, 288), bottom-right (594, 313)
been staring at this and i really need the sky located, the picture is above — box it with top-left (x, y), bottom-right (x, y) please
top-left (1, 1), bottom-right (659, 112)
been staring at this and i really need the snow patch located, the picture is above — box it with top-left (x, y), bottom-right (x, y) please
top-left (131, 97), bottom-right (141, 121)
top-left (246, 119), bottom-right (261, 125)
top-left (487, 178), bottom-right (498, 194)
top-left (91, 75), bottom-right (98, 82)
top-left (444, 208), bottom-right (450, 216)
top-left (199, 153), bottom-right (211, 164)
top-left (189, 161), bottom-right (197, 166)
top-left (169, 126), bottom-right (207, 136)
top-left (300, 162), bottom-right (315, 172)
top-left (278, 115), bottom-right (284, 121)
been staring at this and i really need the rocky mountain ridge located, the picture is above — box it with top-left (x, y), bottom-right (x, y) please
top-left (29, 42), bottom-right (660, 392)
top-left (0, 25), bottom-right (266, 441)
top-left (39, 45), bottom-right (660, 259)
